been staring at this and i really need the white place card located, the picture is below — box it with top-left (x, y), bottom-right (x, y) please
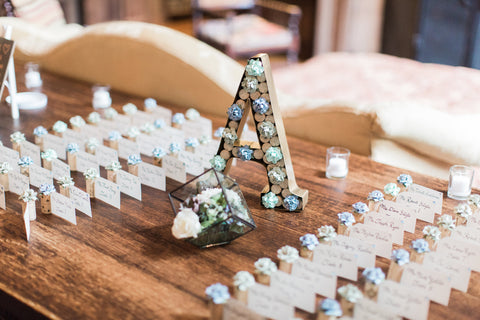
top-left (51, 159), bottom-right (70, 181)
top-left (452, 225), bottom-right (480, 244)
top-left (43, 134), bottom-right (67, 160)
top-left (81, 124), bottom-right (104, 142)
top-left (270, 271), bottom-right (316, 313)
top-left (118, 138), bottom-right (141, 160)
top-left (349, 223), bottom-right (393, 259)
top-left (8, 171), bottom-right (29, 196)
top-left (51, 192), bottom-right (77, 225)
top-left (131, 110), bottom-right (154, 127)
top-left (163, 155), bottom-right (186, 183)
top-left (467, 213), bottom-right (480, 230)
top-left (150, 105), bottom-right (172, 125)
top-left (63, 128), bottom-right (86, 147)
top-left (0, 145), bottom-right (19, 168)
top-left (408, 183), bottom-right (443, 214)
top-left (23, 202), bottom-right (31, 242)
top-left (354, 298), bottom-right (401, 320)
top-left (137, 133), bottom-right (159, 156)
top-left (75, 151), bottom-right (100, 174)
top-left (247, 283), bottom-right (294, 320)
top-left (182, 117), bottom-right (212, 139)
top-left (423, 252), bottom-right (471, 293)
top-left (0, 185), bottom-right (5, 209)
top-left (313, 243), bottom-right (358, 281)
top-left (291, 258), bottom-right (337, 298)
top-left (396, 192), bottom-right (436, 223)
top-left (29, 163), bottom-right (54, 188)
top-left (364, 213), bottom-right (404, 245)
top-left (116, 170), bottom-right (142, 201)
top-left (436, 237), bottom-right (480, 272)
top-left (400, 262), bottom-right (451, 306)
top-left (92, 123), bottom-right (111, 140)
top-left (94, 177), bottom-right (121, 209)
top-left (95, 145), bottom-right (118, 167)
top-left (164, 126), bottom-right (185, 147)
top-left (20, 141), bottom-right (41, 165)
top-left (331, 235), bottom-right (376, 268)
top-left (69, 186), bottom-right (92, 217)
top-left (178, 151), bottom-right (204, 176)
top-left (101, 119), bottom-right (124, 133)
top-left (377, 200), bottom-right (416, 233)
top-left (116, 114), bottom-right (132, 128)
top-left (138, 163), bottom-right (166, 191)
top-left (377, 280), bottom-right (429, 320)
top-left (222, 298), bottom-right (263, 320)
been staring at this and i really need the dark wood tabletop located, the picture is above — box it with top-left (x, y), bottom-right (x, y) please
top-left (0, 66), bottom-right (478, 320)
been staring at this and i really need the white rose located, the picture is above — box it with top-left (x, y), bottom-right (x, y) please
top-left (172, 208), bottom-right (202, 239)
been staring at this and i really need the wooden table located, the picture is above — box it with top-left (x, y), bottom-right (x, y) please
top-left (0, 68), bottom-right (478, 320)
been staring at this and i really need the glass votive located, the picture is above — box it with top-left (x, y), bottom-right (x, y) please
top-left (25, 62), bottom-right (42, 91)
top-left (448, 165), bottom-right (474, 200)
top-left (92, 85), bottom-right (112, 110)
top-left (326, 146), bottom-right (350, 180)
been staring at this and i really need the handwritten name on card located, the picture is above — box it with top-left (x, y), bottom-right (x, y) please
top-left (400, 263), bottom-right (451, 306)
top-left (24, 202), bottom-right (31, 242)
top-left (467, 213), bottom-right (480, 231)
top-left (178, 151), bottom-right (204, 176)
top-left (137, 133), bottom-right (159, 156)
top-left (354, 298), bottom-right (401, 320)
top-left (150, 106), bottom-right (172, 125)
top-left (163, 127), bottom-right (185, 147)
top-left (409, 183), bottom-right (443, 212)
top-left (182, 117), bottom-right (212, 139)
top-left (313, 244), bottom-right (358, 281)
top-left (20, 141), bottom-right (41, 165)
top-left (270, 271), bottom-right (316, 313)
top-left (396, 192), bottom-right (436, 223)
top-left (248, 283), bottom-right (294, 320)
top-left (51, 159), bottom-right (70, 181)
top-left (364, 213), bottom-right (404, 245)
top-left (331, 235), bottom-right (376, 269)
top-left (452, 225), bottom-right (480, 244)
top-left (95, 145), bottom-right (118, 167)
top-left (0, 185), bottom-right (5, 209)
top-left (349, 223), bottom-right (392, 259)
top-left (423, 252), bottom-right (471, 293)
top-left (63, 128), bottom-right (86, 147)
top-left (116, 170), bottom-right (142, 200)
top-left (43, 134), bottom-right (67, 160)
top-left (138, 163), bottom-right (166, 191)
top-left (95, 177), bottom-right (121, 209)
top-left (378, 280), bottom-right (429, 320)
top-left (377, 200), bottom-right (416, 233)
top-left (0, 145), bottom-right (19, 168)
top-left (222, 298), bottom-right (263, 320)
top-left (8, 171), bottom-right (29, 196)
top-left (75, 151), bottom-right (99, 174)
top-left (29, 164), bottom-right (54, 188)
top-left (291, 258), bottom-right (337, 298)
top-left (163, 155), bottom-right (186, 183)
top-left (437, 237), bottom-right (480, 272)
top-left (118, 138), bottom-right (141, 160)
top-left (69, 186), bottom-right (92, 217)
top-left (51, 192), bottom-right (77, 225)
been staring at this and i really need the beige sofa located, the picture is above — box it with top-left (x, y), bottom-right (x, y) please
top-left (2, 17), bottom-right (479, 184)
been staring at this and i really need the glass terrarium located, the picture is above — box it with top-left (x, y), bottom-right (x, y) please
top-left (169, 169), bottom-right (256, 248)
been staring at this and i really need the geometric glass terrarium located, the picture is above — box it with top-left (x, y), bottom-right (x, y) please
top-left (169, 169), bottom-right (256, 248)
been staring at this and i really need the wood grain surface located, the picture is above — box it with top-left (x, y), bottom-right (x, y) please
top-left (0, 67), bottom-right (478, 320)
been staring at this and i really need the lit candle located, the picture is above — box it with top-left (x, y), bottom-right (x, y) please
top-left (25, 70), bottom-right (42, 89)
top-left (327, 157), bottom-right (348, 178)
top-left (449, 175), bottom-right (471, 197)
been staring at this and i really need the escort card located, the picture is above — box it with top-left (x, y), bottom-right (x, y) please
top-left (95, 145), bottom-right (118, 167)
top-left (354, 298), bottom-right (401, 320)
top-left (436, 237), bottom-right (480, 272)
top-left (313, 244), bottom-right (358, 281)
top-left (81, 124), bottom-right (104, 142)
top-left (69, 186), bottom-right (92, 217)
top-left (452, 225), bottom-right (480, 244)
top-left (247, 283), bottom-right (295, 320)
top-left (20, 141), bottom-right (41, 165)
top-left (396, 192), bottom-right (436, 223)
top-left (138, 163), bottom-right (166, 191)
top-left (291, 258), bottom-right (337, 298)
top-left (0, 185), bottom-right (4, 209)
top-left (101, 119), bottom-right (124, 133)
top-left (116, 170), bottom-right (142, 200)
top-left (63, 128), bottom-right (86, 147)
top-left (163, 126), bottom-right (185, 147)
top-left (163, 155), bottom-right (186, 183)
top-left (115, 114), bottom-right (132, 129)
top-left (400, 263), bottom-right (451, 306)
top-left (467, 213), bottom-right (480, 230)
top-left (118, 138), bottom-right (141, 160)
top-left (377, 200), bottom-right (416, 233)
top-left (94, 177), bottom-right (121, 209)
top-left (365, 213), bottom-right (404, 245)
top-left (51, 192), bottom-right (77, 225)
top-left (149, 131), bottom-right (170, 150)
top-left (137, 133), bottom-right (159, 156)
top-left (222, 298), bottom-right (263, 320)
top-left (29, 163), bottom-right (54, 188)
top-left (0, 145), bottom-right (19, 168)
top-left (408, 183), bottom-right (443, 214)
top-left (75, 151), bottom-right (100, 173)
top-left (331, 235), bottom-right (376, 268)
top-left (150, 105), bottom-right (172, 125)
top-left (377, 280), bottom-right (429, 320)
top-left (423, 252), bottom-right (471, 293)
top-left (270, 271), bottom-right (316, 313)
top-left (51, 159), bottom-right (70, 181)
top-left (92, 124), bottom-right (110, 140)
top-left (43, 134), bottom-right (66, 159)
top-left (131, 110), bottom-right (154, 127)
top-left (182, 117), bottom-right (212, 139)
top-left (8, 171), bottom-right (29, 196)
top-left (349, 223), bottom-right (392, 259)
top-left (178, 151), bottom-right (204, 176)
top-left (23, 202), bottom-right (31, 242)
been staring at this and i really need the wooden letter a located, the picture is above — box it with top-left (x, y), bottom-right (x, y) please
top-left (214, 54), bottom-right (308, 211)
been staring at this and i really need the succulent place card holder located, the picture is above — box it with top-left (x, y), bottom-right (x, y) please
top-left (214, 54), bottom-right (308, 212)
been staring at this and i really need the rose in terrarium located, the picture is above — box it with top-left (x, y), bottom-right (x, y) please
top-left (169, 169), bottom-right (255, 248)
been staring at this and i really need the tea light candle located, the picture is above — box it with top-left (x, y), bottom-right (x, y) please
top-left (327, 157), bottom-right (348, 178)
top-left (25, 70), bottom-right (42, 89)
top-left (449, 175), bottom-right (471, 197)
top-left (92, 87), bottom-right (112, 109)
